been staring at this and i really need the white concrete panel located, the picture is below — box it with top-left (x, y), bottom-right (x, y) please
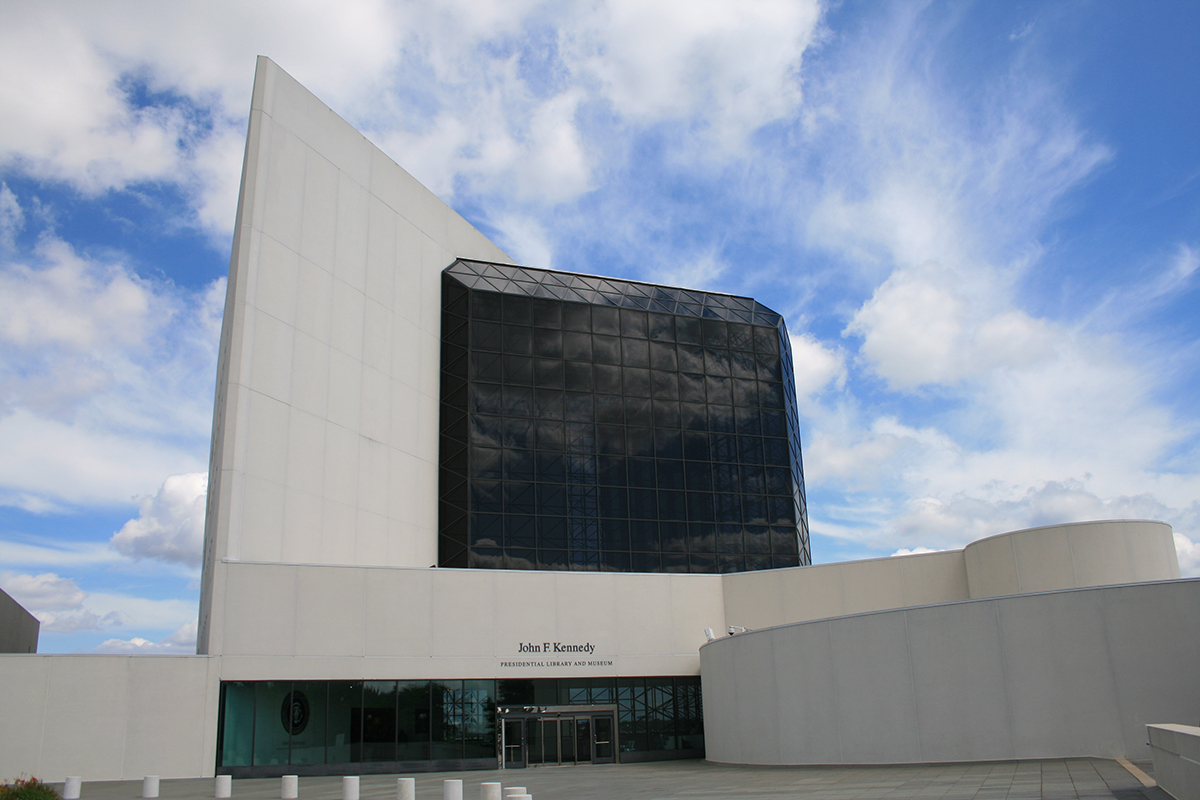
top-left (997, 590), bottom-right (1123, 758)
top-left (0, 656), bottom-right (50, 776)
top-left (356, 435), bottom-right (390, 516)
top-left (222, 564), bottom-right (297, 656)
top-left (285, 408), bottom-right (325, 494)
top-left (122, 657), bottom-right (220, 779)
top-left (289, 331), bottom-right (330, 418)
top-left (355, 508), bottom-right (388, 565)
top-left (359, 365), bottom-right (391, 444)
top-left (259, 125), bottom-right (306, 248)
top-left (494, 570), bottom-right (560, 649)
top-left (255, 234), bottom-right (299, 326)
top-left (320, 498), bottom-right (357, 564)
top-left (247, 309), bottom-right (294, 404)
top-left (365, 196), bottom-right (398, 309)
top-left (669, 575), bottom-right (725, 655)
top-left (391, 319), bottom-right (421, 389)
top-left (294, 566), bottom-right (365, 656)
top-left (777, 563), bottom-right (845, 623)
top-left (281, 488), bottom-right (322, 563)
top-left (840, 558), bottom-right (907, 616)
top-left (772, 622), bottom-right (841, 764)
top-left (369, 146), bottom-right (443, 243)
top-left (614, 574), bottom-right (672, 656)
top-left (321, 421), bottom-right (359, 507)
top-left (964, 532), bottom-right (1019, 598)
top-left (294, 258), bottom-right (334, 343)
top-left (829, 611), bottom-right (921, 763)
top-left (300, 148), bottom-right (339, 272)
top-left (326, 348), bottom-right (363, 432)
top-left (334, 173), bottom-right (369, 293)
top-left (722, 568), bottom-right (783, 629)
top-left (244, 391), bottom-right (290, 484)
top-left (731, 631), bottom-right (780, 764)
top-left (362, 567), bottom-right (433, 657)
top-left (1012, 527), bottom-right (1076, 592)
top-left (329, 278), bottom-right (365, 361)
top-left (362, 298), bottom-right (393, 374)
top-left (238, 474), bottom-right (285, 562)
top-left (430, 571), bottom-right (497, 657)
top-left (906, 601), bottom-right (1014, 761)
top-left (898, 550), bottom-right (970, 607)
top-left (394, 219), bottom-right (425, 327)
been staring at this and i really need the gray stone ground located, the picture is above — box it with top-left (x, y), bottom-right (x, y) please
top-left (53, 759), bottom-right (1170, 800)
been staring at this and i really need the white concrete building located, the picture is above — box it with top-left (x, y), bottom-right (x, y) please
top-left (0, 57), bottom-right (1195, 782)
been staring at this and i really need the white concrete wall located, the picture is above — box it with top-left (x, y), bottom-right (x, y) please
top-left (721, 549), bottom-right (968, 631)
top-left (199, 57), bottom-right (512, 654)
top-left (0, 655), bottom-right (221, 782)
top-left (1148, 724), bottom-right (1200, 800)
top-left (701, 577), bottom-right (1200, 765)
top-left (963, 520), bottom-right (1180, 598)
top-left (210, 561), bottom-right (725, 679)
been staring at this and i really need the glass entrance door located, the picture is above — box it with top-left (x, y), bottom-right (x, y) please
top-left (503, 719), bottom-right (525, 768)
top-left (498, 705), bottom-right (617, 767)
top-left (592, 715), bottom-right (614, 764)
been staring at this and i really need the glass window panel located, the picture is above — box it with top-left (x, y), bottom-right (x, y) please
top-left (658, 490), bottom-right (686, 520)
top-left (733, 379), bottom-right (757, 407)
top-left (506, 549), bottom-right (536, 569)
top-left (765, 437), bottom-right (790, 466)
top-left (719, 554), bottom-right (746, 573)
top-left (532, 298), bottom-right (562, 329)
top-left (711, 434), bottom-right (737, 462)
top-left (325, 681), bottom-right (360, 765)
top-left (716, 524), bottom-right (744, 553)
top-left (470, 514), bottom-right (503, 547)
top-left (472, 291), bottom-right (502, 321)
top-left (631, 551), bottom-right (662, 572)
top-left (564, 391), bottom-right (594, 422)
top-left (707, 404), bottom-right (734, 433)
top-left (766, 466), bottom-right (792, 495)
top-left (687, 492), bottom-right (714, 522)
top-left (756, 354), bottom-right (783, 382)
top-left (678, 373), bottom-right (706, 403)
top-left (712, 463), bottom-right (739, 492)
top-left (537, 483), bottom-right (567, 516)
top-left (463, 680), bottom-right (496, 759)
top-left (397, 681), bottom-right (431, 761)
top-left (745, 526), bottom-right (771, 554)
top-left (651, 370), bottom-right (679, 401)
top-left (503, 294), bottom-right (532, 325)
top-left (770, 496), bottom-right (796, 525)
top-left (628, 488), bottom-right (658, 519)
top-left (470, 351), bottom-right (503, 382)
top-left (689, 553), bottom-right (716, 573)
top-left (753, 325), bottom-right (780, 354)
top-left (682, 431), bottom-right (710, 461)
top-left (740, 465), bottom-right (766, 495)
top-left (772, 527), bottom-right (801, 556)
top-left (628, 457), bottom-right (657, 487)
top-left (623, 368), bottom-right (651, 397)
top-left (470, 321), bottom-right (504, 352)
top-left (730, 351), bottom-right (757, 379)
top-left (597, 424), bottom-right (625, 454)
top-left (563, 331), bottom-right (592, 361)
top-left (361, 681), bottom-right (397, 762)
top-left (620, 309), bottom-right (648, 338)
top-left (470, 480), bottom-right (502, 514)
top-left (470, 446), bottom-right (502, 481)
top-left (702, 319), bottom-right (728, 348)
top-left (675, 317), bottom-right (702, 345)
top-left (648, 313), bottom-right (675, 341)
top-left (598, 455), bottom-right (628, 486)
top-left (649, 342), bottom-right (677, 371)
top-left (622, 338), bottom-right (650, 368)
top-left (592, 305), bottom-right (620, 335)
top-left (507, 514), bottom-right (537, 546)
top-left (564, 362), bottom-right (592, 391)
top-left (626, 399), bottom-right (653, 428)
top-left (656, 460), bottom-right (684, 490)
top-left (680, 402), bottom-right (707, 431)
top-left (469, 415), bottom-right (502, 447)
top-left (713, 493), bottom-right (741, 523)
top-left (502, 417), bottom-right (533, 448)
top-left (503, 325), bottom-right (532, 355)
top-left (431, 681), bottom-right (464, 760)
top-left (688, 523), bottom-right (716, 553)
top-left (743, 496), bottom-right (769, 525)
top-left (653, 400), bottom-right (680, 429)
top-left (747, 555), bottom-right (773, 571)
top-left (538, 549), bottom-right (569, 570)
top-left (538, 516), bottom-right (568, 549)
top-left (738, 435), bottom-right (764, 464)
top-left (703, 348), bottom-right (730, 377)
top-left (534, 330), bottom-right (563, 359)
top-left (761, 408), bottom-right (787, 437)
top-left (565, 423), bottom-right (596, 454)
top-left (602, 518), bottom-right (631, 551)
top-left (706, 376), bottom-right (733, 405)
top-left (219, 682), bottom-right (255, 767)
top-left (593, 364), bottom-right (621, 394)
top-left (677, 345), bottom-right (705, 374)
top-left (595, 394), bottom-right (624, 425)
top-left (503, 385), bottom-right (533, 417)
top-left (537, 420), bottom-right (565, 452)
top-left (470, 383), bottom-right (505, 416)
top-left (599, 486), bottom-right (628, 517)
top-left (654, 429), bottom-right (683, 460)
top-left (624, 424), bottom-right (652, 455)
top-left (593, 335), bottom-right (621, 365)
top-left (760, 381), bottom-right (785, 408)
top-left (469, 546), bottom-right (501, 569)
top-left (662, 552), bottom-right (689, 573)
top-left (728, 323), bottom-right (754, 350)
top-left (684, 461), bottom-right (711, 491)
top-left (563, 303), bottom-right (591, 332)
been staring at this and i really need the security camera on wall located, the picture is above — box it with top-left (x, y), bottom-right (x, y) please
top-left (704, 628), bottom-right (717, 642)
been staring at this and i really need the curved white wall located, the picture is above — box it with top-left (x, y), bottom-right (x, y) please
top-left (963, 520), bottom-right (1179, 598)
top-left (701, 578), bottom-right (1200, 765)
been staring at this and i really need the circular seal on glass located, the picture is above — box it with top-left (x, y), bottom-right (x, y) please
top-left (281, 690), bottom-right (310, 735)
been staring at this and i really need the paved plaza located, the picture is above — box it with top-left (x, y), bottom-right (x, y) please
top-left (54, 758), bottom-right (1169, 800)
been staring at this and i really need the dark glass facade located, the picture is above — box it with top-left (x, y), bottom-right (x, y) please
top-left (216, 677), bottom-right (702, 773)
top-left (439, 261), bottom-right (810, 573)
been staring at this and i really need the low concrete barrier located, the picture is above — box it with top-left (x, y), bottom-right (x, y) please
top-left (1147, 724), bottom-right (1200, 800)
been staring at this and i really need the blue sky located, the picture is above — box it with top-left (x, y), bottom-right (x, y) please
top-left (1, 0), bottom-right (1197, 653)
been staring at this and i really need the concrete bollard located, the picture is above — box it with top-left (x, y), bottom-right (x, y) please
top-left (281, 775), bottom-right (299, 800)
top-left (342, 777), bottom-right (360, 800)
top-left (511, 795), bottom-right (532, 800)
top-left (444, 779), bottom-right (463, 800)
top-left (215, 775), bottom-right (232, 799)
top-left (397, 778), bottom-right (415, 800)
top-left (63, 778), bottom-right (81, 800)
top-left (502, 790), bottom-right (525, 798)
top-left (480, 783), bottom-right (501, 800)
top-left (143, 776), bottom-right (160, 799)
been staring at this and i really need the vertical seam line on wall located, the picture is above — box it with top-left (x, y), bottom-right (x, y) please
top-left (903, 610), bottom-right (922, 762)
top-left (828, 620), bottom-right (842, 762)
top-left (1097, 587), bottom-right (1129, 754)
top-left (993, 598), bottom-right (1016, 759)
top-left (120, 657), bottom-right (130, 778)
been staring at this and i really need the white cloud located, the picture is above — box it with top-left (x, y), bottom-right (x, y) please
top-left (0, 235), bottom-right (220, 508)
top-left (891, 546), bottom-right (941, 557)
top-left (0, 571), bottom-right (85, 610)
top-left (789, 333), bottom-right (846, 399)
top-left (38, 609), bottom-right (125, 634)
top-left (111, 473), bottom-right (207, 568)
top-left (90, 619), bottom-right (196, 654)
top-left (1174, 533), bottom-right (1200, 578)
top-left (0, 182), bottom-right (22, 250)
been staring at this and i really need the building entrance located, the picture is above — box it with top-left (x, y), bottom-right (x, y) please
top-left (499, 705), bottom-right (617, 768)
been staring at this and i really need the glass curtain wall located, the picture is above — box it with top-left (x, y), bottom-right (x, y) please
top-left (439, 260), bottom-right (810, 573)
